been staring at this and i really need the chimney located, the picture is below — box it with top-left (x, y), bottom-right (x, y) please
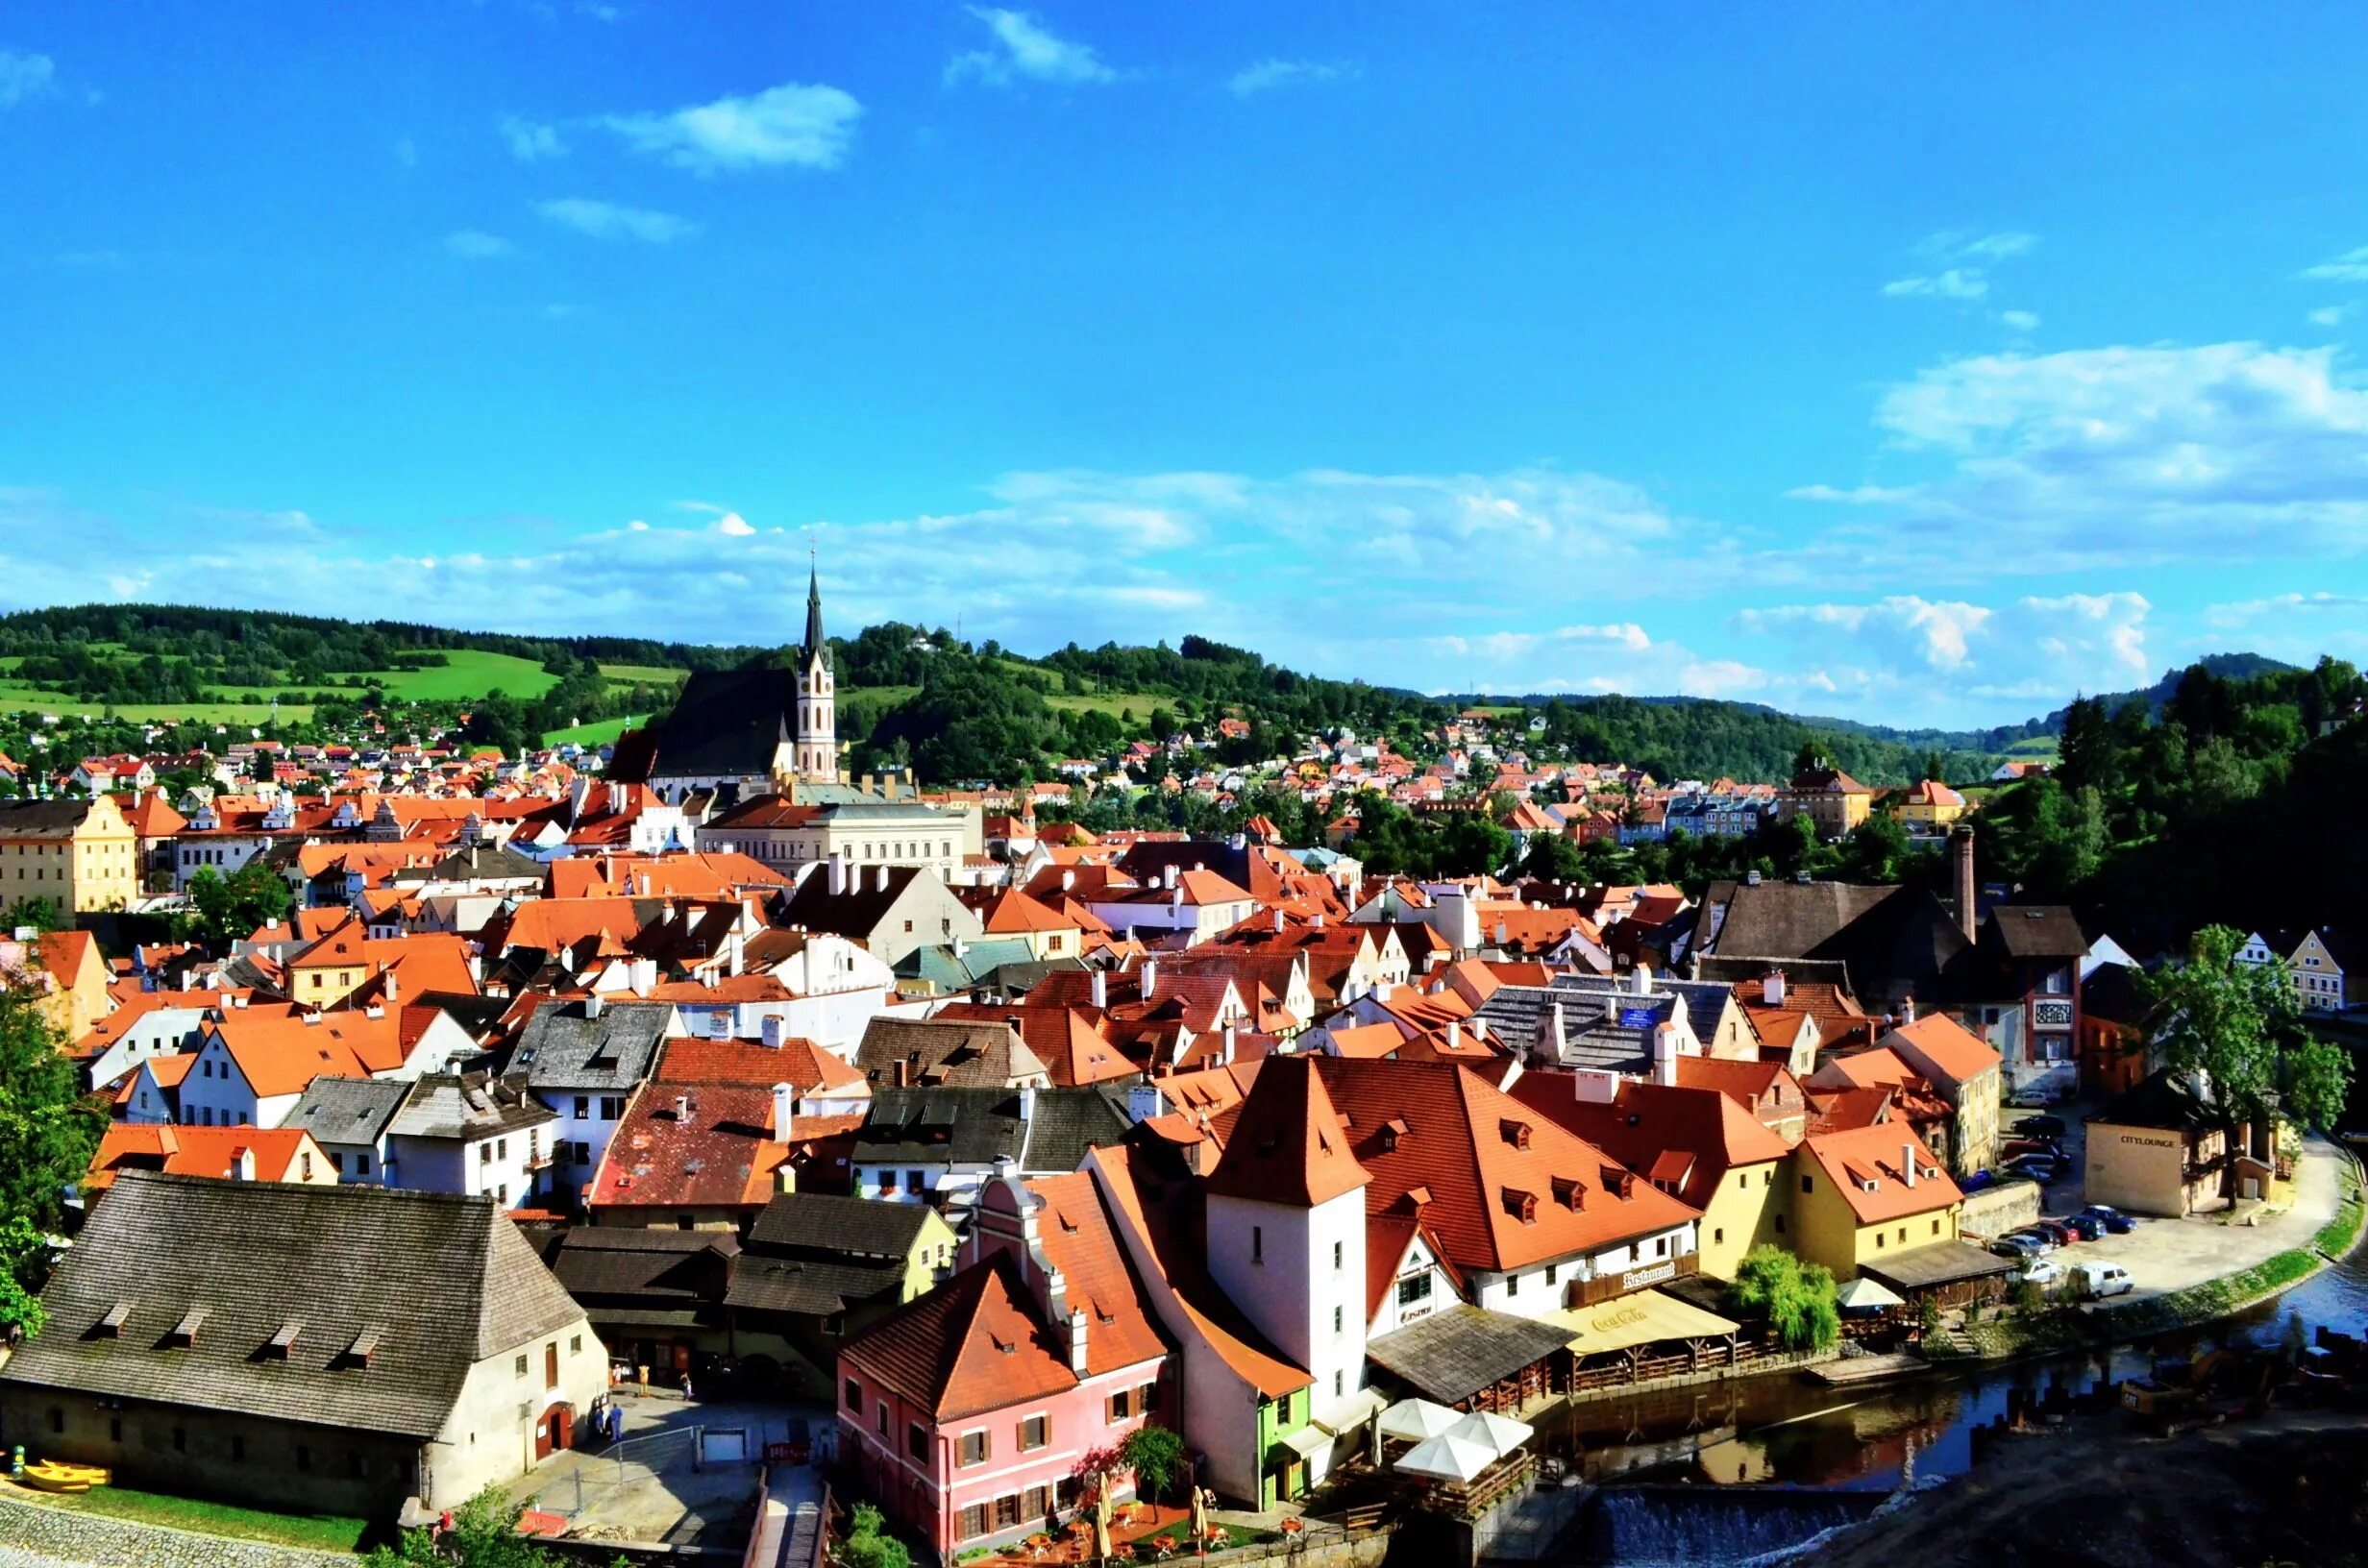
top-left (875, 863), bottom-right (892, 892)
top-left (772, 1082), bottom-right (795, 1142)
top-left (1163, 865), bottom-right (1178, 891)
top-left (1140, 960), bottom-right (1157, 998)
top-left (1062, 869), bottom-right (1075, 893)
top-left (762, 1014), bottom-right (783, 1049)
top-left (1953, 825), bottom-right (1978, 943)
top-left (1902, 1142), bottom-right (1917, 1188)
top-left (1545, 1000), bottom-right (1566, 1058)
top-left (1019, 1085), bottom-right (1037, 1124)
top-left (1221, 1023), bottom-right (1237, 1065)
top-left (1272, 908), bottom-right (1286, 934)
top-left (637, 872), bottom-right (652, 896)
top-left (828, 857), bottom-right (848, 895)
top-left (1067, 1306), bottom-right (1090, 1374)
top-left (234, 1146), bottom-right (257, 1182)
top-left (728, 929), bottom-right (744, 977)
top-left (674, 1093), bottom-right (691, 1121)
top-left (1763, 969), bottom-right (1785, 1007)
top-left (1446, 1019), bottom-right (1462, 1053)
top-left (895, 1058), bottom-right (911, 1088)
top-left (1653, 1023), bottom-right (1680, 1087)
top-left (1632, 963), bottom-right (1653, 995)
top-left (1311, 913), bottom-right (1325, 930)
top-left (1090, 970), bottom-right (1108, 1009)
top-left (584, 992), bottom-right (604, 1020)
top-left (383, 968), bottom-right (399, 1004)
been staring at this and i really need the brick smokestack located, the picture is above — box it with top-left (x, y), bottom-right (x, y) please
top-left (1952, 824), bottom-right (1978, 943)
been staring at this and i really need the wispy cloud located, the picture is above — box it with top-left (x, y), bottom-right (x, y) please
top-left (443, 230), bottom-right (515, 260)
top-left (604, 82), bottom-right (861, 173)
top-left (501, 114), bottom-right (567, 162)
top-left (1785, 482), bottom-right (1920, 505)
top-left (947, 8), bottom-right (1120, 87)
top-left (534, 198), bottom-right (698, 243)
top-left (1920, 230), bottom-right (2038, 262)
top-left (0, 47), bottom-right (55, 107)
top-left (1998, 308), bottom-right (2041, 331)
top-left (2301, 245), bottom-right (2368, 282)
top-left (1883, 268), bottom-right (1988, 300)
top-left (1228, 59), bottom-right (1351, 97)
top-left (2309, 302), bottom-right (2356, 328)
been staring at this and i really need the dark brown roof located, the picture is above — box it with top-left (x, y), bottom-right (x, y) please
top-left (1987, 905), bottom-right (2088, 961)
top-left (0, 1172), bottom-right (584, 1439)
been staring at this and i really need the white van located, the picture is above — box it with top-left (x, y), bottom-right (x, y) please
top-left (2073, 1262), bottom-right (2134, 1300)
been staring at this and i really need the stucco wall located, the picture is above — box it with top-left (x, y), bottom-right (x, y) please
top-left (1958, 1178), bottom-right (2041, 1239)
top-left (1694, 1161), bottom-right (1788, 1279)
top-left (421, 1315), bottom-right (607, 1507)
top-left (2084, 1122), bottom-right (2208, 1217)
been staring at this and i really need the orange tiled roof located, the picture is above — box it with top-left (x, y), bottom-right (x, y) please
top-left (1801, 1123), bottom-right (1961, 1224)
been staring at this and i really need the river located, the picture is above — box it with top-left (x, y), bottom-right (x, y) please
top-left (1526, 1240), bottom-right (2368, 1563)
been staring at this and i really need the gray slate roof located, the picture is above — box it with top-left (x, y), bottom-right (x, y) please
top-left (514, 998), bottom-right (673, 1092)
top-left (0, 1172), bottom-right (584, 1439)
top-left (856, 1017), bottom-right (1048, 1089)
top-left (390, 1072), bottom-right (558, 1141)
top-left (284, 1075), bottom-right (411, 1147)
top-left (1365, 1305), bottom-right (1574, 1406)
top-left (748, 1190), bottom-right (936, 1261)
top-left (856, 1087), bottom-right (1027, 1167)
top-left (726, 1254), bottom-right (907, 1317)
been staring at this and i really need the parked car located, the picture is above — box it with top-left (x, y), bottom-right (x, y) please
top-left (1991, 1235), bottom-right (2045, 1259)
top-left (2002, 1137), bottom-right (2066, 1163)
top-left (2005, 1154), bottom-right (2069, 1184)
top-left (2032, 1219), bottom-right (2079, 1246)
top-left (2070, 1262), bottom-right (2134, 1299)
top-left (2015, 1114), bottom-right (2069, 1140)
top-left (2061, 1213), bottom-right (2107, 1241)
top-left (1960, 1169), bottom-right (1999, 1194)
top-left (2004, 1227), bottom-right (2058, 1253)
top-left (2081, 1204), bottom-right (2137, 1234)
top-left (2018, 1258), bottom-right (2063, 1288)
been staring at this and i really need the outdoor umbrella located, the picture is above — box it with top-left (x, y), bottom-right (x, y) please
top-left (1377, 1397), bottom-right (1461, 1443)
top-left (1836, 1276), bottom-right (1906, 1314)
top-left (1394, 1432), bottom-right (1497, 1483)
top-left (1443, 1409), bottom-right (1534, 1458)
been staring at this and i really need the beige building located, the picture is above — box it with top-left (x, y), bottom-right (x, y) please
top-left (0, 794), bottom-right (139, 913)
top-left (0, 1172), bottom-right (605, 1518)
top-left (696, 792), bottom-right (981, 884)
top-left (2084, 1069), bottom-right (2262, 1216)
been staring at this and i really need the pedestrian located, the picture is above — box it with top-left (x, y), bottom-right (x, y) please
top-left (681, 1375), bottom-right (694, 1406)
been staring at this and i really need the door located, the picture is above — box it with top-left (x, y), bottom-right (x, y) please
top-left (534, 1406), bottom-right (570, 1460)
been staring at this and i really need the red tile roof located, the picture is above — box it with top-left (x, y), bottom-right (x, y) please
top-left (1800, 1124), bottom-right (1961, 1224)
top-left (1204, 1056), bottom-right (1369, 1209)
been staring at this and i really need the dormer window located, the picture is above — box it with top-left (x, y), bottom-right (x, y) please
top-left (96, 1301), bottom-right (134, 1337)
top-left (338, 1327), bottom-right (382, 1368)
top-left (1498, 1118), bottom-right (1531, 1150)
top-left (264, 1319), bottom-right (302, 1359)
top-left (1551, 1176), bottom-right (1586, 1212)
top-left (1501, 1187), bottom-right (1538, 1224)
top-left (167, 1307), bottom-right (208, 1347)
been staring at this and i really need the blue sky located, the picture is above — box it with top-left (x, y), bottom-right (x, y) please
top-left (7, 3), bottom-right (2368, 728)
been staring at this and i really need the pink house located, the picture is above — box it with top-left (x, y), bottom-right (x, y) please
top-left (837, 1172), bottom-right (1172, 1556)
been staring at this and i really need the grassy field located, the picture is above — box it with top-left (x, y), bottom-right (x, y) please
top-left (541, 714), bottom-right (644, 747)
top-left (372, 649), bottom-right (560, 701)
top-left (2005, 735), bottom-right (2061, 759)
top-left (1046, 691), bottom-right (1169, 719)
top-left (7, 1481), bottom-right (373, 1553)
top-left (597, 662), bottom-right (690, 685)
top-left (0, 678), bottom-right (315, 725)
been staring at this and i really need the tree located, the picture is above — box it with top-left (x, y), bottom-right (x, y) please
top-left (1120, 1424), bottom-right (1188, 1505)
top-left (1725, 1245), bottom-right (1839, 1352)
top-left (184, 860), bottom-right (293, 948)
top-left (1520, 832), bottom-right (1588, 883)
top-left (362, 1486), bottom-right (616, 1568)
top-left (2139, 924), bottom-right (2353, 1136)
top-left (0, 896), bottom-right (66, 934)
top-left (838, 1502), bottom-right (912, 1568)
top-left (0, 985), bottom-right (104, 1259)
top-left (0, 1216), bottom-right (53, 1340)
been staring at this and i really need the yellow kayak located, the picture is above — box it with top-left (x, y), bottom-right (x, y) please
top-left (22, 1460), bottom-right (111, 1492)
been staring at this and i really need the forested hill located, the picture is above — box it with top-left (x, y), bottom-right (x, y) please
top-left (0, 600), bottom-right (2282, 788)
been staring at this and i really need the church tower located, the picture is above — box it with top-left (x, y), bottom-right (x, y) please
top-left (792, 560), bottom-right (837, 781)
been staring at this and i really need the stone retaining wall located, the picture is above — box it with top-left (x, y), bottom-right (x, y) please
top-left (0, 1489), bottom-right (357, 1568)
top-left (1959, 1179), bottom-right (2042, 1240)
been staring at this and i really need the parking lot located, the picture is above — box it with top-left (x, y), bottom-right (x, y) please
top-left (1998, 1111), bottom-right (2346, 1306)
top-left (506, 1391), bottom-right (832, 1549)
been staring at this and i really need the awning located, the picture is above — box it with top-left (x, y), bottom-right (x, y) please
top-left (1395, 1432), bottom-right (1496, 1482)
top-left (1836, 1276), bottom-right (1906, 1313)
top-left (1443, 1409), bottom-right (1533, 1457)
top-left (1378, 1398), bottom-right (1461, 1444)
top-left (1545, 1288), bottom-right (1739, 1356)
top-left (1314, 1385), bottom-right (1389, 1436)
top-left (1275, 1424), bottom-right (1331, 1461)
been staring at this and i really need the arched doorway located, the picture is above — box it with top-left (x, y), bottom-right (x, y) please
top-left (534, 1403), bottom-right (574, 1461)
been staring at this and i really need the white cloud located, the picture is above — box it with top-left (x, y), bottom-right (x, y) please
top-left (1228, 59), bottom-right (1350, 96)
top-left (535, 198), bottom-right (698, 243)
top-left (1842, 342), bottom-right (2368, 562)
top-left (715, 512), bottom-right (755, 537)
top-left (2206, 590), bottom-right (2368, 626)
top-left (0, 48), bottom-right (56, 107)
top-left (1737, 593), bottom-right (2152, 704)
top-left (604, 82), bottom-right (861, 173)
top-left (1998, 308), bottom-right (2041, 331)
top-left (1883, 269), bottom-right (1988, 300)
top-left (1925, 231), bottom-right (2037, 262)
top-left (1785, 482), bottom-right (1921, 504)
top-left (2309, 303), bottom-right (2356, 328)
top-left (443, 230), bottom-right (514, 259)
top-left (2301, 246), bottom-right (2368, 282)
top-left (1557, 623), bottom-right (1653, 650)
top-left (948, 9), bottom-right (1119, 87)
top-left (501, 115), bottom-right (567, 161)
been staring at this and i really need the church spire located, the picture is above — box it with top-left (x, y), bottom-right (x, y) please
top-left (803, 553), bottom-right (828, 671)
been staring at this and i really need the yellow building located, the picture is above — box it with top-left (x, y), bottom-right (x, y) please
top-left (0, 795), bottom-right (139, 914)
top-left (1780, 768), bottom-right (1873, 839)
top-left (284, 920), bottom-right (375, 1008)
top-left (1789, 1125), bottom-right (1961, 1279)
top-left (1890, 778), bottom-right (1968, 833)
top-left (2083, 1069), bottom-right (2261, 1216)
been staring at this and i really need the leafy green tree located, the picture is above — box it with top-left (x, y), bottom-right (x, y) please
top-left (184, 860), bottom-right (294, 948)
top-left (1520, 832), bottom-right (1588, 883)
top-left (1725, 1245), bottom-right (1839, 1352)
top-left (0, 897), bottom-right (66, 934)
top-left (1121, 1423), bottom-right (1188, 1504)
top-left (0, 986), bottom-right (104, 1294)
top-left (2139, 924), bottom-right (2352, 1134)
top-left (839, 1502), bottom-right (913, 1568)
top-left (0, 1216), bottom-right (54, 1339)
top-left (362, 1486), bottom-right (609, 1568)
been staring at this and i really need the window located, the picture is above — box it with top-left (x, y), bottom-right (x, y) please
top-left (1876, 1233), bottom-right (1886, 1248)
top-left (515, 1354), bottom-right (530, 1377)
top-left (876, 1404), bottom-right (889, 1437)
top-left (481, 1142), bottom-right (493, 1164)
top-left (1106, 1387), bottom-right (1133, 1422)
top-left (1738, 1173), bottom-right (1748, 1190)
top-left (575, 1096), bottom-right (590, 1119)
top-left (571, 1335), bottom-right (582, 1354)
top-left (1395, 1273), bottom-right (1431, 1308)
top-left (1714, 1227), bottom-right (1725, 1244)
top-left (1251, 1225), bottom-right (1263, 1263)
top-left (1332, 1305), bottom-right (1344, 1336)
top-left (996, 1494), bottom-right (1024, 1530)
top-left (329, 1152), bottom-right (343, 1175)
top-left (573, 1143), bottom-right (589, 1165)
top-left (844, 1378), bottom-right (863, 1413)
top-left (1932, 1218), bottom-right (1943, 1236)
top-left (957, 1505), bottom-right (992, 1541)
top-left (496, 1138), bottom-right (508, 1160)
top-left (1544, 1262), bottom-right (1558, 1286)
top-left (906, 1169), bottom-right (925, 1195)
top-left (357, 1153), bottom-right (371, 1176)
top-left (601, 1096), bottom-right (626, 1118)
top-left (109, 1417), bottom-right (121, 1442)
top-left (1654, 1237), bottom-right (1667, 1257)
top-left (908, 1423), bottom-right (927, 1461)
top-left (301, 1153), bottom-right (313, 1180)
top-left (1333, 1240), bottom-right (1344, 1271)
top-left (1774, 1213), bottom-right (1786, 1234)
top-left (1139, 1381), bottom-right (1161, 1413)
top-left (1801, 1175), bottom-right (1814, 1193)
top-left (1505, 1270), bottom-right (1520, 1298)
top-left (1019, 1414), bottom-right (1049, 1451)
top-left (903, 919), bottom-right (914, 934)
top-left (958, 1430), bottom-right (990, 1466)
